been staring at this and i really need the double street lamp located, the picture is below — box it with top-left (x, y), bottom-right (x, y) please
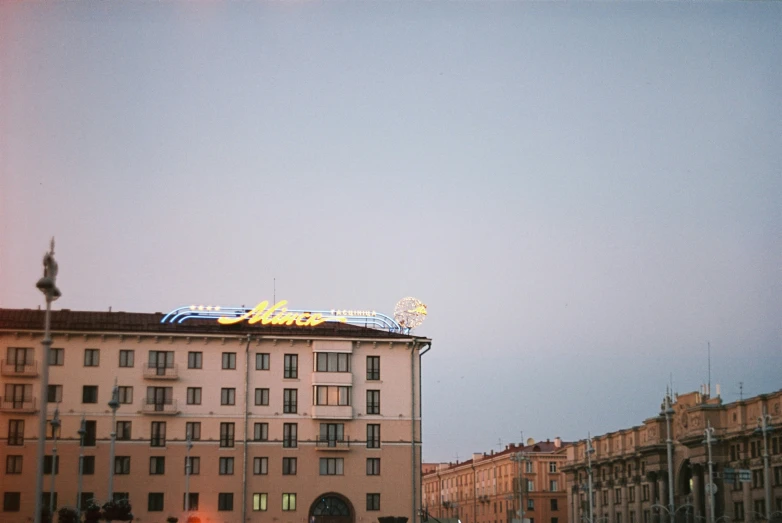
top-left (661, 390), bottom-right (676, 523)
top-left (703, 422), bottom-right (717, 523)
top-left (107, 382), bottom-right (120, 501)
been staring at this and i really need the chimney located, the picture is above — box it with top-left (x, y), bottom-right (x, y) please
top-left (554, 437), bottom-right (562, 448)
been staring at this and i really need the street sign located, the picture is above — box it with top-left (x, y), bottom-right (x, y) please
top-left (738, 469), bottom-right (751, 483)
top-left (705, 483), bottom-right (718, 495)
top-left (723, 468), bottom-right (735, 482)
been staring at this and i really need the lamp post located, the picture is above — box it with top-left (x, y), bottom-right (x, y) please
top-left (586, 435), bottom-right (595, 523)
top-left (34, 239), bottom-right (61, 523)
top-left (184, 432), bottom-right (193, 516)
top-left (757, 407), bottom-right (773, 520)
top-left (49, 407), bottom-right (61, 516)
top-left (661, 390), bottom-right (676, 523)
top-left (76, 416), bottom-right (86, 520)
top-left (107, 381), bottom-right (120, 501)
top-left (511, 452), bottom-right (529, 523)
top-left (703, 422), bottom-right (717, 523)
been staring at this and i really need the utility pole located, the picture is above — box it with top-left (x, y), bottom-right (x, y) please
top-left (586, 435), bottom-right (595, 523)
top-left (703, 422), bottom-right (717, 523)
top-left (758, 407), bottom-right (773, 520)
top-left (661, 389), bottom-right (676, 523)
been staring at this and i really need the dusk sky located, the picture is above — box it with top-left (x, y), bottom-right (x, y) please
top-left (1, 2), bottom-right (780, 462)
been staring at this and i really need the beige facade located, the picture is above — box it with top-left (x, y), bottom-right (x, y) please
top-left (562, 389), bottom-right (782, 523)
top-left (422, 439), bottom-right (570, 523)
top-left (0, 307), bottom-right (432, 523)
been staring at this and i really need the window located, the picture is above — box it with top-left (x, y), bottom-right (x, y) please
top-left (148, 493), bottom-right (164, 512)
top-left (642, 485), bottom-right (650, 501)
top-left (643, 510), bottom-right (651, 523)
top-left (253, 493), bottom-right (268, 511)
top-left (47, 384), bottom-right (63, 403)
top-left (117, 386), bottom-right (133, 404)
top-left (79, 492), bottom-right (94, 509)
top-left (146, 386), bottom-right (173, 410)
top-left (150, 456), bottom-right (165, 475)
top-left (84, 349), bottom-right (100, 367)
top-left (367, 457), bottom-right (381, 475)
top-left (549, 462), bottom-right (557, 473)
top-left (367, 424), bottom-right (380, 448)
top-left (219, 457), bottom-right (235, 475)
top-left (185, 456), bottom-right (200, 475)
top-left (81, 456), bottom-right (95, 475)
top-left (367, 493), bottom-right (380, 511)
top-left (367, 390), bottom-right (380, 414)
top-left (256, 353), bottom-right (269, 370)
top-left (183, 493), bottom-right (199, 511)
top-left (222, 352), bottom-right (236, 370)
top-left (754, 500), bottom-right (765, 516)
top-left (550, 480), bottom-right (559, 492)
top-left (254, 388), bottom-right (269, 406)
top-left (220, 422), bottom-right (235, 447)
top-left (6, 455), bottom-right (22, 474)
top-left (42, 492), bottom-right (57, 511)
top-left (734, 502), bottom-right (744, 520)
top-left (188, 351), bottom-right (202, 369)
top-left (218, 493), bottom-right (234, 511)
top-left (752, 469), bottom-right (764, 488)
top-left (114, 456), bottom-right (130, 474)
top-left (284, 389), bottom-right (297, 413)
top-left (526, 461), bottom-right (533, 473)
top-left (186, 422), bottom-right (201, 441)
top-left (316, 352), bottom-right (351, 372)
top-left (151, 421), bottom-right (166, 447)
top-left (615, 488), bottom-right (621, 503)
top-left (283, 423), bottom-right (298, 448)
top-left (320, 457), bottom-right (344, 475)
top-left (221, 388), bottom-right (236, 405)
top-left (119, 350), bottom-right (134, 368)
top-left (113, 492), bottom-right (129, 503)
top-left (84, 420), bottom-right (97, 446)
top-left (528, 499), bottom-right (535, 510)
top-left (43, 455), bottom-right (59, 474)
top-left (3, 492), bottom-right (21, 512)
top-left (630, 512), bottom-right (636, 523)
top-left (314, 385), bottom-right (352, 405)
top-left (254, 422), bottom-right (268, 441)
top-left (187, 387), bottom-right (202, 405)
top-left (284, 354), bottom-right (298, 378)
top-left (82, 385), bottom-right (98, 403)
top-left (254, 457), bottom-right (268, 475)
top-left (775, 465), bottom-right (782, 486)
top-left (282, 457), bottom-right (297, 475)
top-left (282, 493), bottom-right (297, 511)
top-left (550, 499), bottom-right (558, 511)
top-left (148, 351), bottom-right (174, 374)
top-left (49, 348), bottom-right (64, 366)
top-left (367, 355), bottom-right (380, 380)
top-left (8, 420), bottom-right (24, 445)
top-left (602, 491), bottom-right (608, 505)
top-left (319, 423), bottom-right (345, 446)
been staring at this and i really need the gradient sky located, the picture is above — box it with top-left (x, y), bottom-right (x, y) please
top-left (1, 2), bottom-right (780, 462)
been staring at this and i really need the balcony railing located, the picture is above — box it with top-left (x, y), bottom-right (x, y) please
top-left (141, 399), bottom-right (179, 415)
top-left (1, 360), bottom-right (38, 377)
top-left (143, 364), bottom-right (179, 380)
top-left (0, 397), bottom-right (37, 413)
top-left (316, 436), bottom-right (352, 450)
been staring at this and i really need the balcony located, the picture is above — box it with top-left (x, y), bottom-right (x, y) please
top-left (1, 360), bottom-right (38, 377)
top-left (316, 436), bottom-right (352, 451)
top-left (141, 399), bottom-right (179, 415)
top-left (312, 405), bottom-right (354, 420)
top-left (0, 397), bottom-right (37, 413)
top-left (143, 364), bottom-right (179, 380)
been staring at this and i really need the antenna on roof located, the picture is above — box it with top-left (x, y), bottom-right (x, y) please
top-left (739, 381), bottom-right (744, 401)
top-left (707, 341), bottom-right (711, 397)
top-left (497, 438), bottom-right (503, 449)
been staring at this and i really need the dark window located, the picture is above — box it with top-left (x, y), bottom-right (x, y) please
top-left (188, 351), bottom-right (202, 369)
top-left (114, 456), bottom-right (130, 474)
top-left (148, 493), bottom-right (164, 512)
top-left (184, 493), bottom-right (199, 511)
top-left (221, 352), bottom-right (236, 370)
top-left (254, 422), bottom-right (268, 441)
top-left (284, 354), bottom-right (297, 378)
top-left (82, 385), bottom-right (98, 403)
top-left (551, 499), bottom-right (558, 511)
top-left (367, 493), bottom-right (380, 511)
top-left (283, 423), bottom-right (297, 448)
top-left (185, 456), bottom-right (200, 475)
top-left (367, 424), bottom-right (380, 448)
top-left (6, 455), bottom-right (22, 474)
top-left (187, 387), bottom-right (201, 405)
top-left (256, 353), bottom-right (269, 370)
top-left (81, 456), bottom-right (95, 475)
top-left (84, 420), bottom-right (97, 446)
top-left (148, 351), bottom-right (174, 376)
top-left (3, 492), bottom-right (21, 512)
top-left (221, 388), bottom-right (236, 405)
top-left (47, 385), bottom-right (63, 403)
top-left (218, 493), bottom-right (234, 511)
top-left (79, 492), bottom-right (94, 510)
top-left (282, 457), bottom-right (297, 475)
top-left (220, 422), bottom-right (235, 447)
top-left (219, 457), bottom-right (235, 475)
top-left (119, 350), bottom-right (134, 368)
top-left (150, 456), bottom-right (165, 475)
top-left (319, 423), bottom-right (344, 446)
top-left (186, 422), bottom-right (201, 441)
top-left (319, 457), bottom-right (343, 475)
top-left (367, 390), bottom-right (380, 414)
top-left (316, 352), bottom-right (351, 372)
top-left (254, 457), bottom-right (268, 475)
top-left (367, 457), bottom-right (380, 475)
top-left (117, 386), bottom-right (133, 404)
top-left (84, 349), bottom-right (100, 367)
top-left (283, 389), bottom-right (297, 413)
top-left (8, 420), bottom-right (24, 445)
top-left (42, 492), bottom-right (57, 511)
top-left (43, 455), bottom-right (59, 474)
top-left (367, 355), bottom-right (380, 380)
top-left (49, 348), bottom-right (64, 366)
top-left (151, 421), bottom-right (166, 447)
top-left (254, 388), bottom-right (269, 406)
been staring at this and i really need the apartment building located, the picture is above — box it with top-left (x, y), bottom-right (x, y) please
top-left (562, 389), bottom-right (782, 523)
top-left (0, 305), bottom-right (432, 523)
top-left (422, 438), bottom-right (570, 523)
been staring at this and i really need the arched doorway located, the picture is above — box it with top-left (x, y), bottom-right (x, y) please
top-left (310, 493), bottom-right (355, 523)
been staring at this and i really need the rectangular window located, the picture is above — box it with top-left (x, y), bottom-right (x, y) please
top-left (367, 424), bottom-right (380, 448)
top-left (526, 461), bottom-right (533, 474)
top-left (316, 352), bottom-right (351, 372)
top-left (253, 457), bottom-right (268, 475)
top-left (151, 421), bottom-right (166, 447)
top-left (47, 384), bottom-right (63, 403)
top-left (114, 493), bottom-right (129, 503)
top-left (184, 493), bottom-right (199, 511)
top-left (367, 390), bottom-right (380, 414)
top-left (367, 457), bottom-right (381, 475)
top-left (283, 423), bottom-right (298, 448)
top-left (119, 350), bottom-right (134, 368)
top-left (256, 353), bottom-right (269, 370)
top-left (313, 385), bottom-right (352, 406)
top-left (84, 420), bottom-right (97, 446)
top-left (186, 422), bottom-right (201, 441)
top-left (8, 420), bottom-right (24, 445)
top-left (84, 349), bottom-right (100, 367)
top-left (187, 387), bottom-right (202, 405)
top-left (3, 492), bottom-right (21, 512)
top-left (117, 386), bottom-right (133, 404)
top-left (82, 456), bottom-right (95, 475)
top-left (116, 421), bottom-right (132, 441)
top-left (282, 457), bottom-right (297, 475)
top-left (188, 351), bottom-right (202, 369)
top-left (284, 389), bottom-right (297, 413)
top-left (642, 485), bottom-right (650, 502)
top-left (148, 351), bottom-right (174, 375)
top-left (82, 385), bottom-right (98, 403)
top-left (615, 488), bottom-right (621, 503)
top-left (219, 457), bottom-right (235, 475)
top-left (319, 457), bottom-right (344, 475)
top-left (49, 348), bottom-right (64, 366)
top-left (528, 499), bottom-right (535, 510)
top-left (43, 455), bottom-right (59, 474)
top-left (628, 487), bottom-right (635, 502)
top-left (220, 422), bottom-right (235, 448)
top-left (753, 469), bottom-right (764, 488)
top-left (254, 422), bottom-right (268, 441)
top-left (150, 456), bottom-right (165, 475)
top-left (367, 493), bottom-right (380, 511)
top-left (367, 355), bottom-right (380, 380)
top-left (282, 493), bottom-right (297, 511)
top-left (550, 480), bottom-right (559, 492)
top-left (319, 423), bottom-right (345, 446)
top-left (221, 388), bottom-right (236, 405)
top-left (148, 493), bottom-right (164, 512)
top-left (284, 354), bottom-right (298, 378)
top-left (734, 502), bottom-right (744, 520)
top-left (218, 493), bottom-right (234, 511)
top-left (114, 456), bottom-right (130, 475)
top-left (185, 456), bottom-right (200, 475)
top-left (42, 492), bottom-right (57, 511)
top-left (254, 388), bottom-right (269, 406)
top-left (549, 462), bottom-right (557, 473)
top-left (146, 386), bottom-right (173, 410)
top-left (6, 455), bottom-right (22, 474)
top-left (222, 352), bottom-right (236, 370)
top-left (551, 499), bottom-right (559, 511)
top-left (253, 493), bottom-right (268, 512)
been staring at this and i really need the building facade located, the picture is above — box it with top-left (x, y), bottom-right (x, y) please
top-left (0, 306), bottom-right (432, 523)
top-left (562, 389), bottom-right (782, 523)
top-left (422, 438), bottom-right (570, 523)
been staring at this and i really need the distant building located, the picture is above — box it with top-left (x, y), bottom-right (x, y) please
top-left (562, 389), bottom-right (782, 523)
top-left (423, 438), bottom-right (570, 523)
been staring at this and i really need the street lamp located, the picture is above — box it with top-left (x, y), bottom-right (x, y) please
top-left (49, 407), bottom-right (61, 516)
top-left (757, 407), bottom-right (773, 520)
top-left (107, 381), bottom-right (120, 501)
top-left (661, 389), bottom-right (676, 523)
top-left (34, 239), bottom-right (61, 523)
top-left (184, 432), bottom-right (193, 515)
top-left (703, 422), bottom-right (717, 523)
top-left (76, 415), bottom-right (86, 520)
top-left (510, 452), bottom-right (529, 523)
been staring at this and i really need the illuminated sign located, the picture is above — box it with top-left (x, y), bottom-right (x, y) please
top-left (218, 300), bottom-right (346, 327)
